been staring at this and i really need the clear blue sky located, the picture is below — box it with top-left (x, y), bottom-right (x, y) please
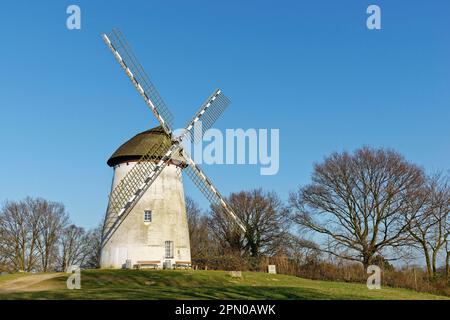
top-left (0, 1), bottom-right (449, 229)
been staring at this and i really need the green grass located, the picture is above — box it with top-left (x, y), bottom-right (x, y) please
top-left (0, 269), bottom-right (448, 300)
top-left (0, 273), bottom-right (28, 283)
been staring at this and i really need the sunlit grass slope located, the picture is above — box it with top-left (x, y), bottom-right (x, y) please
top-left (0, 269), bottom-right (448, 300)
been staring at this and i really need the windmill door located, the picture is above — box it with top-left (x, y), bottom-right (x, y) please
top-left (114, 247), bottom-right (128, 268)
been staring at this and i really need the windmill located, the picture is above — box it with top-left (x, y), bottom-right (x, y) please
top-left (100, 28), bottom-right (246, 269)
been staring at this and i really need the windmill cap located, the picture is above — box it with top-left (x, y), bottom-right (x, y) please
top-left (107, 126), bottom-right (184, 167)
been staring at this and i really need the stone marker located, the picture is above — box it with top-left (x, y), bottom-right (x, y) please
top-left (268, 265), bottom-right (277, 274)
top-left (229, 271), bottom-right (242, 278)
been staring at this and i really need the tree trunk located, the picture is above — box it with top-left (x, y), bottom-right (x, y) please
top-left (431, 249), bottom-right (439, 278)
top-left (362, 253), bottom-right (373, 270)
top-left (422, 244), bottom-right (433, 278)
top-left (446, 249), bottom-right (449, 282)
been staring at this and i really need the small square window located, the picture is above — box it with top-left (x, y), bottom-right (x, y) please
top-left (144, 210), bottom-right (152, 222)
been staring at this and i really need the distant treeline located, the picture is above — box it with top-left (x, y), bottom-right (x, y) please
top-left (0, 197), bottom-right (101, 272)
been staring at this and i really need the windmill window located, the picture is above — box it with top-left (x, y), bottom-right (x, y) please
top-left (144, 210), bottom-right (152, 222)
top-left (165, 241), bottom-right (174, 259)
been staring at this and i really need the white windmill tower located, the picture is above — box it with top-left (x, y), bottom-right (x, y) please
top-left (100, 29), bottom-right (246, 269)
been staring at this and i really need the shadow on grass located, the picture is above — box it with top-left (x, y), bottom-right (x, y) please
top-left (0, 270), bottom-right (340, 300)
top-left (0, 285), bottom-right (335, 300)
top-left (0, 270), bottom-right (446, 300)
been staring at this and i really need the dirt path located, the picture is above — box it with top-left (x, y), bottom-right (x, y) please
top-left (0, 273), bottom-right (63, 293)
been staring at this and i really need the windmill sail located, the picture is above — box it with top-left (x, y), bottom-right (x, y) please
top-left (182, 152), bottom-right (247, 232)
top-left (177, 90), bottom-right (246, 232)
top-left (183, 89), bottom-right (231, 144)
top-left (102, 28), bottom-right (174, 135)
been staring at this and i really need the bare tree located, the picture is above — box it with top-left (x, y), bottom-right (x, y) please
top-left (82, 224), bottom-right (103, 269)
top-left (25, 198), bottom-right (44, 272)
top-left (282, 234), bottom-right (321, 264)
top-left (36, 200), bottom-right (69, 271)
top-left (408, 174), bottom-right (450, 278)
top-left (445, 201), bottom-right (450, 281)
top-left (58, 225), bottom-right (91, 271)
top-left (289, 147), bottom-right (425, 268)
top-left (0, 201), bottom-right (25, 271)
top-left (446, 239), bottom-right (450, 282)
top-left (0, 197), bottom-right (103, 272)
top-left (0, 236), bottom-right (4, 268)
top-left (208, 205), bottom-right (245, 255)
top-left (209, 189), bottom-right (290, 258)
top-left (0, 198), bottom-right (45, 271)
top-left (186, 197), bottom-right (215, 258)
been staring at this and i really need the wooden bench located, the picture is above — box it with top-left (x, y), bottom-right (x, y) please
top-left (173, 261), bottom-right (192, 269)
top-left (134, 260), bottom-right (161, 269)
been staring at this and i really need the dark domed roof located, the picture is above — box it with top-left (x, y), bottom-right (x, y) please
top-left (107, 126), bottom-right (184, 167)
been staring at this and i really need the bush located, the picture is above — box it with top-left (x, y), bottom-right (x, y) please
top-left (192, 254), bottom-right (250, 271)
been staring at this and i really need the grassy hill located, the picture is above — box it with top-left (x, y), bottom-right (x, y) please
top-left (0, 269), bottom-right (448, 300)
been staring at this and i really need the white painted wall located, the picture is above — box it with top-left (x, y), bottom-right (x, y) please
top-left (100, 162), bottom-right (191, 269)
